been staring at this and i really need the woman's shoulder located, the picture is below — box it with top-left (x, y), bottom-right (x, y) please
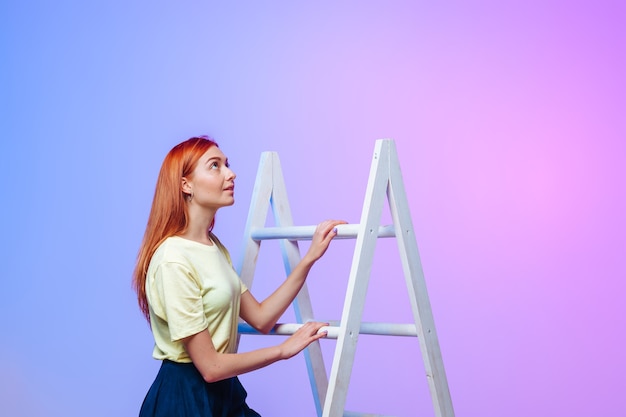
top-left (152, 236), bottom-right (191, 264)
top-left (153, 235), bottom-right (222, 263)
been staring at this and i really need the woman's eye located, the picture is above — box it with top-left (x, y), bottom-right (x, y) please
top-left (210, 161), bottom-right (219, 169)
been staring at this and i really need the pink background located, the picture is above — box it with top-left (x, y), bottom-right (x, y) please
top-left (1, 1), bottom-right (624, 416)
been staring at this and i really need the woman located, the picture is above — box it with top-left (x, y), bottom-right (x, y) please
top-left (133, 136), bottom-right (345, 417)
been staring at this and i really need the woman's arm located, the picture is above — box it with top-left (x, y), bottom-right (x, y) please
top-left (239, 219), bottom-right (346, 333)
top-left (183, 321), bottom-right (328, 382)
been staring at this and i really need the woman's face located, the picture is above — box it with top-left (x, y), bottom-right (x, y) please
top-left (184, 146), bottom-right (236, 210)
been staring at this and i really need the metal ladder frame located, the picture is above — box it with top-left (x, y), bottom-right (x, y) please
top-left (235, 139), bottom-right (454, 417)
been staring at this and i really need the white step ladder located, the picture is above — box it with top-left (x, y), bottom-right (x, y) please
top-left (235, 139), bottom-right (454, 417)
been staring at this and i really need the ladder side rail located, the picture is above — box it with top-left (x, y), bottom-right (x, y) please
top-left (268, 153), bottom-right (329, 417)
top-left (236, 152), bottom-right (275, 350)
top-left (323, 140), bottom-right (390, 417)
top-left (387, 141), bottom-right (455, 417)
top-left (236, 152), bottom-right (276, 286)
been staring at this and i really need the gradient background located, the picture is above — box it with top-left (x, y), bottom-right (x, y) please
top-left (1, 1), bottom-right (624, 416)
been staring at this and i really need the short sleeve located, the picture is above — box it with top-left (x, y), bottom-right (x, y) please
top-left (152, 261), bottom-right (208, 341)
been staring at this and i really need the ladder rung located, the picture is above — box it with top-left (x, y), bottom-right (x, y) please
top-left (344, 412), bottom-right (398, 417)
top-left (238, 322), bottom-right (417, 339)
top-left (250, 224), bottom-right (396, 241)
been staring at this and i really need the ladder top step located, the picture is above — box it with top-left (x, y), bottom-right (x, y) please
top-left (250, 224), bottom-right (396, 241)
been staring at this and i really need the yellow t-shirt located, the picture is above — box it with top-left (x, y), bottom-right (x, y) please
top-left (146, 235), bottom-right (248, 362)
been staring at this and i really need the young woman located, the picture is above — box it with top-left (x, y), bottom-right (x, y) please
top-left (133, 136), bottom-right (345, 417)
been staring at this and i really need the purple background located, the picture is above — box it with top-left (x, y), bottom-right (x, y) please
top-left (2, 1), bottom-right (624, 416)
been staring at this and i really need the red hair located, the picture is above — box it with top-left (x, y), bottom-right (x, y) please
top-left (132, 136), bottom-right (219, 322)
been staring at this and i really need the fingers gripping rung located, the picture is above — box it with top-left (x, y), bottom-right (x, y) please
top-left (238, 322), bottom-right (418, 339)
top-left (250, 224), bottom-right (396, 241)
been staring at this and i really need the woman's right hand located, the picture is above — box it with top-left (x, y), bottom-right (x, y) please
top-left (279, 321), bottom-right (329, 359)
top-left (303, 219), bottom-right (347, 264)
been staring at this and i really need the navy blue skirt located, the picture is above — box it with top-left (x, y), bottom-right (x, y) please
top-left (139, 360), bottom-right (261, 417)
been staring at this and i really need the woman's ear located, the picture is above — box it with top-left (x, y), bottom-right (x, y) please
top-left (181, 177), bottom-right (192, 194)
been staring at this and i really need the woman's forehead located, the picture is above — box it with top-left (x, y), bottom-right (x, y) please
top-left (201, 146), bottom-right (227, 161)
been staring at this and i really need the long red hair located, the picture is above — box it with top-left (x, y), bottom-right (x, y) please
top-left (132, 136), bottom-right (219, 322)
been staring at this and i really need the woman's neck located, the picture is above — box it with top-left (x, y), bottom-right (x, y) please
top-left (181, 206), bottom-right (216, 245)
